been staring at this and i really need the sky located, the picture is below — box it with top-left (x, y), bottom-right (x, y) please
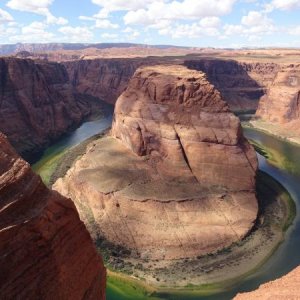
top-left (0, 0), bottom-right (300, 48)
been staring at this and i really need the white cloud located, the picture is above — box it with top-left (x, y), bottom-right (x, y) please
top-left (200, 17), bottom-right (221, 28)
top-left (9, 21), bottom-right (55, 42)
top-left (287, 25), bottom-right (300, 35)
top-left (269, 0), bottom-right (300, 10)
top-left (6, 0), bottom-right (68, 25)
top-left (94, 19), bottom-right (119, 29)
top-left (58, 26), bottom-right (93, 42)
top-left (0, 8), bottom-right (14, 23)
top-left (79, 16), bottom-right (95, 21)
top-left (101, 32), bottom-right (118, 39)
top-left (241, 11), bottom-right (271, 27)
top-left (159, 19), bottom-right (221, 39)
top-left (223, 10), bottom-right (276, 41)
top-left (91, 0), bottom-right (158, 12)
top-left (122, 27), bottom-right (140, 40)
top-left (223, 24), bottom-right (244, 35)
top-left (124, 0), bottom-right (236, 26)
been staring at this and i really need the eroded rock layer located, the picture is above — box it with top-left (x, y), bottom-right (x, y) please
top-left (0, 57), bottom-right (101, 160)
top-left (64, 58), bottom-right (145, 104)
top-left (185, 59), bottom-right (279, 111)
top-left (256, 64), bottom-right (300, 123)
top-left (0, 132), bottom-right (106, 299)
top-left (55, 65), bottom-right (258, 261)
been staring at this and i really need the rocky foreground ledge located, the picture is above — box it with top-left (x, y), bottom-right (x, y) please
top-left (0, 132), bottom-right (106, 299)
top-left (54, 64), bottom-right (258, 262)
top-left (235, 266), bottom-right (300, 299)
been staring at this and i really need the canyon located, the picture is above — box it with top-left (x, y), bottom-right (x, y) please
top-left (0, 132), bottom-right (106, 299)
top-left (54, 65), bottom-right (258, 263)
top-left (1, 46), bottom-right (300, 298)
top-left (0, 57), bottom-right (105, 161)
top-left (1, 51), bottom-right (296, 163)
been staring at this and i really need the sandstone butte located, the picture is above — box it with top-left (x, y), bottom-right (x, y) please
top-left (0, 132), bottom-right (106, 299)
top-left (234, 266), bottom-right (300, 299)
top-left (54, 65), bottom-right (258, 261)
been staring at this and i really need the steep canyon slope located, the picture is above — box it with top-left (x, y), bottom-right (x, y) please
top-left (65, 57), bottom-right (279, 113)
top-left (185, 59), bottom-right (279, 112)
top-left (0, 132), bottom-right (106, 299)
top-left (0, 57), bottom-right (103, 160)
top-left (54, 65), bottom-right (258, 261)
top-left (256, 64), bottom-right (300, 123)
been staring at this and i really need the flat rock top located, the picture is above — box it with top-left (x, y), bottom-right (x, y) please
top-left (72, 137), bottom-right (224, 202)
top-left (138, 65), bottom-right (207, 78)
top-left (117, 64), bottom-right (229, 117)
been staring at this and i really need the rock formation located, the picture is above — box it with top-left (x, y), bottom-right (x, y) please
top-left (55, 65), bottom-right (258, 261)
top-left (0, 132), bottom-right (106, 299)
top-left (64, 58), bottom-right (145, 104)
top-left (234, 266), bottom-right (300, 299)
top-left (185, 59), bottom-right (278, 112)
top-left (0, 57), bottom-right (103, 160)
top-left (256, 64), bottom-right (300, 123)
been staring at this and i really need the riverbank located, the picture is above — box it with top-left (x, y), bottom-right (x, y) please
top-left (39, 132), bottom-right (296, 296)
top-left (244, 119), bottom-right (300, 147)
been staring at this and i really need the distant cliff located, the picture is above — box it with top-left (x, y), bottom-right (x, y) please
top-left (256, 64), bottom-right (300, 123)
top-left (64, 58), bottom-right (146, 104)
top-left (0, 57), bottom-right (102, 160)
top-left (0, 132), bottom-right (106, 299)
top-left (185, 59), bottom-right (279, 112)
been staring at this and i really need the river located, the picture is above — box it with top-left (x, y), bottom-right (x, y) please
top-left (32, 118), bottom-right (300, 300)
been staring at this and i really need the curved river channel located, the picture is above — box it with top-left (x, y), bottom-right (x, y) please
top-left (32, 116), bottom-right (300, 300)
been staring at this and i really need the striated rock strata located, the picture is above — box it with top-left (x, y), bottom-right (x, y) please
top-left (0, 57), bottom-right (102, 160)
top-left (64, 58), bottom-right (146, 104)
top-left (185, 59), bottom-right (279, 112)
top-left (234, 266), bottom-right (300, 299)
top-left (0, 132), bottom-right (106, 299)
top-left (55, 65), bottom-right (258, 261)
top-left (256, 64), bottom-right (300, 123)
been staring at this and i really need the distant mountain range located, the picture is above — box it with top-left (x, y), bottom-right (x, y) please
top-left (0, 43), bottom-right (191, 56)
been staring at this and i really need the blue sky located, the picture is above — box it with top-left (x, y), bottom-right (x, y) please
top-left (0, 0), bottom-right (300, 48)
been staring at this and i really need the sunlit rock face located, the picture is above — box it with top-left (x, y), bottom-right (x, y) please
top-left (256, 64), bottom-right (300, 123)
top-left (234, 266), bottom-right (300, 300)
top-left (0, 132), bottom-right (106, 299)
top-left (55, 65), bottom-right (258, 260)
top-left (185, 59), bottom-right (279, 112)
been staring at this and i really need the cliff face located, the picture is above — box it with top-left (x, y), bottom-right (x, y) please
top-left (185, 59), bottom-right (279, 112)
top-left (0, 132), bottom-right (106, 299)
top-left (0, 57), bottom-right (100, 160)
top-left (234, 266), bottom-right (300, 299)
top-left (256, 64), bottom-right (300, 123)
top-left (64, 58), bottom-right (146, 104)
top-left (54, 65), bottom-right (258, 260)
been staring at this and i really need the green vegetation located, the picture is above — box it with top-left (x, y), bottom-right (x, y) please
top-left (107, 272), bottom-right (159, 300)
top-left (32, 132), bottom-right (105, 186)
top-left (32, 145), bottom-right (68, 185)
